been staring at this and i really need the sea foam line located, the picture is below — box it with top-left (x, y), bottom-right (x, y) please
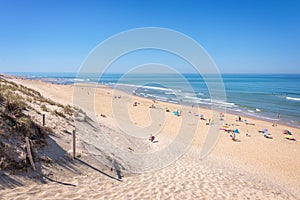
top-left (286, 96), bottom-right (300, 101)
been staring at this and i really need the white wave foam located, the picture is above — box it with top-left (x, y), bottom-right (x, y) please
top-left (286, 96), bottom-right (300, 101)
top-left (137, 85), bottom-right (172, 91)
top-left (164, 92), bottom-right (175, 95)
top-left (228, 108), bottom-right (278, 121)
top-left (115, 83), bottom-right (173, 92)
top-left (156, 97), bottom-right (168, 102)
top-left (73, 78), bottom-right (87, 82)
top-left (245, 112), bottom-right (279, 121)
top-left (197, 101), bottom-right (212, 105)
top-left (168, 100), bottom-right (179, 104)
top-left (183, 96), bottom-right (200, 100)
top-left (211, 100), bottom-right (236, 107)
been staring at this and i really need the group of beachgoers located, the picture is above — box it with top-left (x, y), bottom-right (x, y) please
top-left (220, 114), bottom-right (298, 142)
top-left (127, 99), bottom-right (298, 143)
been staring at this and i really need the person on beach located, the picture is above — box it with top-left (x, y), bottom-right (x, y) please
top-left (246, 130), bottom-right (250, 137)
top-left (219, 112), bottom-right (224, 120)
top-left (273, 113), bottom-right (281, 126)
top-left (230, 133), bottom-right (236, 141)
top-left (206, 119), bottom-right (212, 125)
top-left (277, 113), bottom-right (281, 120)
top-left (149, 134), bottom-right (155, 142)
top-left (179, 109), bottom-right (182, 116)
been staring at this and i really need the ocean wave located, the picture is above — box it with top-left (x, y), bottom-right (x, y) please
top-left (286, 96), bottom-right (300, 101)
top-left (164, 92), bottom-right (175, 95)
top-left (139, 85), bottom-right (172, 92)
top-left (211, 100), bottom-right (237, 107)
top-left (247, 108), bottom-right (261, 113)
top-left (114, 83), bottom-right (173, 92)
top-left (197, 101), bottom-right (213, 105)
top-left (230, 109), bottom-right (242, 112)
top-left (137, 92), bottom-right (146, 97)
top-left (229, 108), bottom-right (279, 121)
top-left (73, 78), bottom-right (90, 82)
top-left (167, 100), bottom-right (179, 104)
top-left (183, 96), bottom-right (200, 100)
top-left (179, 97), bottom-right (205, 104)
top-left (156, 97), bottom-right (168, 102)
top-left (245, 112), bottom-right (279, 121)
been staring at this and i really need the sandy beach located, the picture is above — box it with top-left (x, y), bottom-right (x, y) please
top-left (0, 76), bottom-right (300, 200)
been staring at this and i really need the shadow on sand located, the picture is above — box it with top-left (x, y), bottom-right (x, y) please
top-left (75, 158), bottom-right (122, 181)
top-left (0, 133), bottom-right (123, 190)
top-left (0, 172), bottom-right (24, 189)
top-left (0, 135), bottom-right (79, 189)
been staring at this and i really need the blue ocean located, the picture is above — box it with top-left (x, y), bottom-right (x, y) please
top-left (7, 72), bottom-right (300, 128)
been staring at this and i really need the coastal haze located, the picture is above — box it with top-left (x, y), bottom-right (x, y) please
top-left (0, 1), bottom-right (300, 200)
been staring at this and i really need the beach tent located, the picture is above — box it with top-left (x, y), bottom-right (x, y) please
top-left (173, 110), bottom-right (179, 116)
top-left (233, 129), bottom-right (239, 134)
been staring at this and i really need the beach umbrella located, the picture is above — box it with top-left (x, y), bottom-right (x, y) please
top-left (233, 129), bottom-right (239, 134)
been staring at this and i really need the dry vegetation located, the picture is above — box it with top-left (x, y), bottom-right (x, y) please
top-left (0, 75), bottom-right (77, 171)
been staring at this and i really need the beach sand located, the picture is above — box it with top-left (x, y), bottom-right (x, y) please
top-left (1, 77), bottom-right (299, 199)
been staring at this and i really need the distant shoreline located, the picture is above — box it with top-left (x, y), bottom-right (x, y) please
top-left (1, 72), bottom-right (300, 129)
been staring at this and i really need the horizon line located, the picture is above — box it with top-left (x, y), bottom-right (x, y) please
top-left (1, 71), bottom-right (300, 75)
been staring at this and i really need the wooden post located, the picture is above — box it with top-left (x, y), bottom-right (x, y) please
top-left (43, 114), bottom-right (45, 126)
top-left (25, 137), bottom-right (36, 171)
top-left (72, 130), bottom-right (76, 159)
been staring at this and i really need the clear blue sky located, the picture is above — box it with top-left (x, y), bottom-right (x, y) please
top-left (0, 0), bottom-right (299, 73)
